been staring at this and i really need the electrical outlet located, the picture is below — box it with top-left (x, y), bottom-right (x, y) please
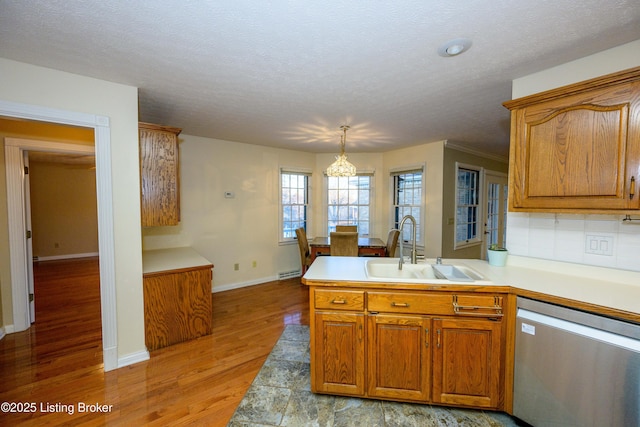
top-left (234, 263), bottom-right (239, 271)
top-left (585, 234), bottom-right (614, 256)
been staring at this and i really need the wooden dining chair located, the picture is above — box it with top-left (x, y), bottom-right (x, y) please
top-left (330, 231), bottom-right (359, 256)
top-left (385, 229), bottom-right (400, 257)
top-left (335, 225), bottom-right (357, 232)
top-left (295, 227), bottom-right (312, 274)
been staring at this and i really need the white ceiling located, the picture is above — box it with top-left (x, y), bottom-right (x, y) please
top-left (1, 1), bottom-right (639, 157)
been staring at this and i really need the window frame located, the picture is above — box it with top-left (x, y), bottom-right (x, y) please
top-left (324, 172), bottom-right (374, 237)
top-left (390, 166), bottom-right (425, 246)
top-left (279, 168), bottom-right (311, 244)
top-left (454, 162), bottom-right (483, 249)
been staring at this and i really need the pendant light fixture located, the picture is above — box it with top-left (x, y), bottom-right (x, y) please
top-left (326, 125), bottom-right (356, 177)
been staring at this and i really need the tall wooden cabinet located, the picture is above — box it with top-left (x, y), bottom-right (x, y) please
top-left (503, 66), bottom-right (640, 213)
top-left (310, 286), bottom-right (508, 410)
top-left (139, 122), bottom-right (182, 227)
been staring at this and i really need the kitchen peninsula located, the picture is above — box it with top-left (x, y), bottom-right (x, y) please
top-left (302, 255), bottom-right (640, 414)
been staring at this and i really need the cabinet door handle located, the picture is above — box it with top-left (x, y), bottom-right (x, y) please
top-left (425, 328), bottom-right (429, 348)
top-left (436, 329), bottom-right (441, 348)
top-left (631, 176), bottom-right (636, 200)
top-left (331, 299), bottom-right (346, 304)
top-left (391, 302), bottom-right (410, 307)
top-left (359, 324), bottom-right (363, 341)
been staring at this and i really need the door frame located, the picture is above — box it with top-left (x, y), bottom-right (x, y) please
top-left (10, 138), bottom-right (96, 323)
top-left (482, 170), bottom-right (508, 258)
top-left (1, 99), bottom-right (118, 371)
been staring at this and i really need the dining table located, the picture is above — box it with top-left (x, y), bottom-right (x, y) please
top-left (309, 236), bottom-right (387, 262)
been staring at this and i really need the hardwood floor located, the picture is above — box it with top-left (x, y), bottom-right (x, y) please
top-left (0, 257), bottom-right (310, 426)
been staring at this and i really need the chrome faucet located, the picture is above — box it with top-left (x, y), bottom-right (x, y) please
top-left (398, 214), bottom-right (417, 270)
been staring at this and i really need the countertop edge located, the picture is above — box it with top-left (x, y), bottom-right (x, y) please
top-left (142, 247), bottom-right (213, 275)
top-left (302, 256), bottom-right (640, 323)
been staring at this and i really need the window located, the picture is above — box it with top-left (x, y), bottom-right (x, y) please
top-left (455, 164), bottom-right (482, 248)
top-left (327, 175), bottom-right (372, 236)
top-left (392, 169), bottom-right (423, 244)
top-left (280, 170), bottom-right (310, 241)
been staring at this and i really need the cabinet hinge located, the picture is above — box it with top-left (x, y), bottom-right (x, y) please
top-left (26, 230), bottom-right (32, 239)
top-left (29, 293), bottom-right (34, 302)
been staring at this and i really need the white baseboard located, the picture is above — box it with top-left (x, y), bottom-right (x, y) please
top-left (118, 349), bottom-right (150, 369)
top-left (0, 327), bottom-right (5, 341)
top-left (35, 252), bottom-right (99, 262)
top-left (3, 324), bottom-right (15, 334)
top-left (212, 275), bottom-right (279, 293)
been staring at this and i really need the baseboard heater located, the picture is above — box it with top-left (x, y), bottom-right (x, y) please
top-left (278, 270), bottom-right (301, 280)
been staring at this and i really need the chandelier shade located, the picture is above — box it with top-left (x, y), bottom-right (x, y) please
top-left (326, 125), bottom-right (356, 177)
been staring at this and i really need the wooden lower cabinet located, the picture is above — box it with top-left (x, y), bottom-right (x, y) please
top-left (367, 314), bottom-right (431, 401)
top-left (432, 317), bottom-right (502, 408)
top-left (143, 266), bottom-right (213, 351)
top-left (312, 311), bottom-right (366, 396)
top-left (310, 287), bottom-right (507, 410)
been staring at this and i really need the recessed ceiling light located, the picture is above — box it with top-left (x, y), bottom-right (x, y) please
top-left (437, 38), bottom-right (472, 57)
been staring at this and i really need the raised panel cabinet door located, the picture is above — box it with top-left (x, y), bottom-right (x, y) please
top-left (139, 122), bottom-right (182, 226)
top-left (367, 314), bottom-right (431, 402)
top-left (312, 311), bottom-right (365, 396)
top-left (432, 317), bottom-right (502, 409)
top-left (506, 69), bottom-right (640, 212)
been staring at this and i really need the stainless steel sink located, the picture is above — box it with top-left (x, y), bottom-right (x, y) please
top-left (364, 258), bottom-right (484, 283)
top-left (432, 264), bottom-right (481, 281)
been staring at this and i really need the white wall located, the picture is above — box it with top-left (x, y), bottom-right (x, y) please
top-left (383, 141), bottom-right (446, 258)
top-left (142, 134), bottom-right (317, 291)
top-left (0, 58), bottom-right (146, 359)
top-left (142, 135), bottom-right (447, 290)
top-left (507, 40), bottom-right (640, 272)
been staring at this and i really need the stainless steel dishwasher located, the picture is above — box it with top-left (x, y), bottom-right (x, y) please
top-left (514, 297), bottom-right (640, 427)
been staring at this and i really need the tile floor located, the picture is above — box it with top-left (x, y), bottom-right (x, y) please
top-left (228, 325), bottom-right (523, 427)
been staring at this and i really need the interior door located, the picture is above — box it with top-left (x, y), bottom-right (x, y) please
top-left (482, 172), bottom-right (508, 258)
top-left (23, 151), bottom-right (35, 323)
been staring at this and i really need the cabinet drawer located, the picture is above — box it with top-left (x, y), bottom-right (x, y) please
top-left (315, 289), bottom-right (365, 311)
top-left (453, 294), bottom-right (503, 318)
top-left (367, 292), bottom-right (453, 315)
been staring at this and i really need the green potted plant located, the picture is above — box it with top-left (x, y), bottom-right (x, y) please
top-left (487, 243), bottom-right (508, 267)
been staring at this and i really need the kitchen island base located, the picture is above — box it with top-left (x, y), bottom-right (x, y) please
top-left (307, 283), bottom-right (512, 411)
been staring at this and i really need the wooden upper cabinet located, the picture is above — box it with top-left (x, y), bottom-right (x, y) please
top-left (139, 122), bottom-right (182, 227)
top-left (504, 67), bottom-right (640, 213)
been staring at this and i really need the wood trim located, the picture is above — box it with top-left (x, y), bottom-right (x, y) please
top-left (503, 66), bottom-right (640, 110)
top-left (143, 263), bottom-right (214, 278)
top-left (138, 121), bottom-right (182, 135)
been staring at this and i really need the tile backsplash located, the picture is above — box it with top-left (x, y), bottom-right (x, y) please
top-left (506, 213), bottom-right (640, 272)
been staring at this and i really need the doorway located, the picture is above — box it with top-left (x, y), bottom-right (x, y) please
top-left (28, 147), bottom-right (98, 324)
top-left (482, 171), bottom-right (508, 258)
top-left (1, 99), bottom-right (118, 371)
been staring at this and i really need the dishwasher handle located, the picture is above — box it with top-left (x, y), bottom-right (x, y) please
top-left (517, 308), bottom-right (640, 353)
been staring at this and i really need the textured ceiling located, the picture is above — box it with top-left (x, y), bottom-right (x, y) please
top-left (1, 1), bottom-right (639, 157)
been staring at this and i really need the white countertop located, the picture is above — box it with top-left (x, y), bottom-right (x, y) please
top-left (142, 247), bottom-right (213, 275)
top-left (303, 256), bottom-right (640, 316)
